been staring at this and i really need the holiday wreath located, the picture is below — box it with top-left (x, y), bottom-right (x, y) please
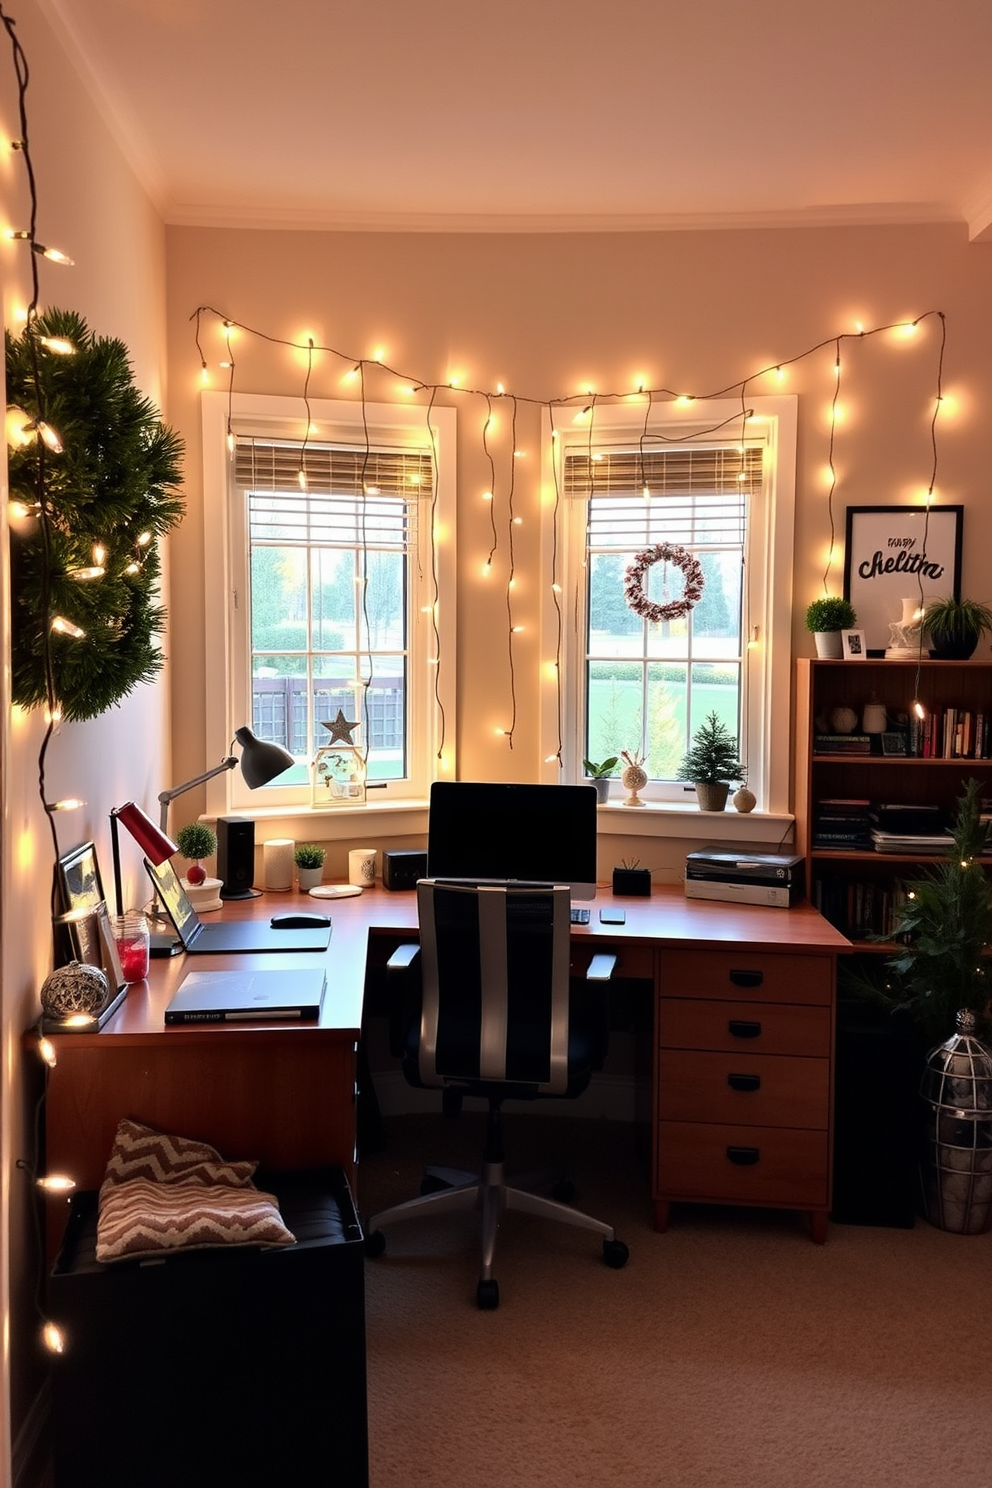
top-left (623, 543), bottom-right (705, 624)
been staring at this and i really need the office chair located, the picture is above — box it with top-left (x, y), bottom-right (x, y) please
top-left (364, 879), bottom-right (629, 1308)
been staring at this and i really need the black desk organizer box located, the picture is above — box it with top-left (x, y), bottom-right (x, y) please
top-left (49, 1166), bottom-right (369, 1488)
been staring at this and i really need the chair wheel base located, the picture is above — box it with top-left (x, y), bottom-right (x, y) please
top-left (476, 1278), bottom-right (500, 1310)
top-left (603, 1238), bottom-right (629, 1269)
top-left (364, 1229), bottom-right (386, 1259)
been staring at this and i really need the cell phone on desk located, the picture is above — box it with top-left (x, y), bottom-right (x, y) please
top-left (600, 907), bottom-right (626, 925)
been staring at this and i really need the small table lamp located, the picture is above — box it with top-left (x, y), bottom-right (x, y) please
top-left (110, 802), bottom-right (178, 917)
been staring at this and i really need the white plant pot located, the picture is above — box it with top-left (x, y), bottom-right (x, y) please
top-left (813, 631), bottom-right (843, 659)
top-left (297, 865), bottom-right (324, 892)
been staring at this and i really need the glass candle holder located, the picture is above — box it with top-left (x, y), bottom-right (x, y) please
top-left (112, 912), bottom-right (150, 983)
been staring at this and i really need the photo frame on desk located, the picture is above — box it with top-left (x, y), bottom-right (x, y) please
top-left (55, 842), bottom-right (125, 992)
top-left (844, 504), bottom-right (962, 655)
top-left (841, 628), bottom-right (866, 659)
top-left (57, 840), bottom-right (106, 918)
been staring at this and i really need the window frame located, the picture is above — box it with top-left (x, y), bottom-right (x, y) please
top-left (201, 390), bottom-right (456, 823)
top-left (540, 395), bottom-right (796, 827)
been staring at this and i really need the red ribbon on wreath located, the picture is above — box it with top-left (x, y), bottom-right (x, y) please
top-left (623, 543), bottom-right (705, 624)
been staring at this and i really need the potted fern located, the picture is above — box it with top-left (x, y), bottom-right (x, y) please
top-left (922, 597), bottom-right (992, 660)
top-left (294, 842), bottom-right (326, 892)
top-left (677, 712), bottom-right (744, 811)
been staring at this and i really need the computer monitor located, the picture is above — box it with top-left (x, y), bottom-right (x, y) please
top-left (427, 781), bottom-right (599, 900)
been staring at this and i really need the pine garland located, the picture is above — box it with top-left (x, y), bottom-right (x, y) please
top-left (6, 308), bottom-right (185, 721)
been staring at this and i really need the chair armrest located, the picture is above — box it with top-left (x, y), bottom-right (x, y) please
top-left (386, 943), bottom-right (422, 1060)
top-left (387, 943), bottom-right (421, 971)
top-left (585, 952), bottom-right (617, 981)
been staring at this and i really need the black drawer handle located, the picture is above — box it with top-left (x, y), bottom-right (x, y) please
top-left (729, 969), bottom-right (764, 988)
top-left (726, 1146), bottom-right (760, 1166)
top-left (728, 1019), bottom-right (762, 1039)
top-left (727, 1072), bottom-right (761, 1093)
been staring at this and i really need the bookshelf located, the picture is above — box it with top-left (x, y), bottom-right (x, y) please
top-left (795, 658), bottom-right (992, 945)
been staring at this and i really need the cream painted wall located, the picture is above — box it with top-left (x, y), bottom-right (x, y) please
top-left (164, 222), bottom-right (992, 879)
top-left (0, 3), bottom-right (169, 1481)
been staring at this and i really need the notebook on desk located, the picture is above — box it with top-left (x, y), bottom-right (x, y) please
top-left (145, 858), bottom-right (332, 953)
top-left (165, 967), bottom-right (327, 1024)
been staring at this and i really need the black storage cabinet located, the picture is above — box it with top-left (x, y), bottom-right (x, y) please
top-left (49, 1166), bottom-right (368, 1488)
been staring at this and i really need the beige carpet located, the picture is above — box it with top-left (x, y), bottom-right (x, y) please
top-left (361, 1112), bottom-right (992, 1488)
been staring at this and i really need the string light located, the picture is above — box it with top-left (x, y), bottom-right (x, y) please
top-left (190, 304), bottom-right (947, 773)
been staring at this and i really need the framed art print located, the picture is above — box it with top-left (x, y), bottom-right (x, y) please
top-left (57, 840), bottom-right (106, 917)
top-left (841, 629), bottom-right (866, 660)
top-left (844, 505), bottom-right (962, 655)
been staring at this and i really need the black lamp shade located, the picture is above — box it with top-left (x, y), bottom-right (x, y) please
top-left (234, 727), bottom-right (295, 789)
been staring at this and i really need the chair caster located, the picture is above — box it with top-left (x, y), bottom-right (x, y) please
top-left (476, 1278), bottom-right (500, 1310)
top-left (364, 1229), bottom-right (387, 1259)
top-left (603, 1238), bottom-right (629, 1269)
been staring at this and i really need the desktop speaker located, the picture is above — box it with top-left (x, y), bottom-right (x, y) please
top-left (382, 849), bottom-right (427, 891)
top-left (217, 816), bottom-right (258, 900)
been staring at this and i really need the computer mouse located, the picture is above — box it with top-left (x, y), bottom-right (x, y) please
top-left (270, 913), bottom-right (332, 929)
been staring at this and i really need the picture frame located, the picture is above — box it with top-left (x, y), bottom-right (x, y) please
top-left (841, 629), bottom-right (866, 660)
top-left (881, 732), bottom-right (908, 757)
top-left (844, 505), bottom-right (962, 655)
top-left (57, 840), bottom-right (106, 918)
top-left (54, 842), bottom-right (125, 992)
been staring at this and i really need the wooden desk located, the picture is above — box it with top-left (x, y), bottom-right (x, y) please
top-left (39, 885), bottom-right (848, 1253)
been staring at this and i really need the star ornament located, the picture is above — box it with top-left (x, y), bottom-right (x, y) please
top-left (322, 709), bottom-right (360, 745)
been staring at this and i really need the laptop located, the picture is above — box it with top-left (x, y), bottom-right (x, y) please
top-left (165, 967), bottom-right (327, 1024)
top-left (145, 857), bottom-right (332, 954)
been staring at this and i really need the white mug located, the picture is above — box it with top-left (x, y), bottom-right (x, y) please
top-left (348, 847), bottom-right (377, 887)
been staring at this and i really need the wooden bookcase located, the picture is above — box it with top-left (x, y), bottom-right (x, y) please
top-left (795, 658), bottom-right (992, 945)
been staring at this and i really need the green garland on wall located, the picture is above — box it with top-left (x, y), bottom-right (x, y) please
top-left (6, 308), bottom-right (185, 722)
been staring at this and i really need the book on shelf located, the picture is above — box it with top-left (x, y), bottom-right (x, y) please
top-left (920, 706), bottom-right (990, 760)
top-left (813, 797), bottom-right (872, 847)
top-left (813, 734), bottom-right (872, 755)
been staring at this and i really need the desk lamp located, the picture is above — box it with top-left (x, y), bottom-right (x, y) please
top-left (156, 726), bottom-right (295, 833)
top-left (110, 801), bottom-right (178, 917)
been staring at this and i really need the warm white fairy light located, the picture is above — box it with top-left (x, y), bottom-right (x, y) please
top-left (37, 1173), bottom-right (75, 1192)
top-left (42, 1321), bottom-right (65, 1354)
top-left (50, 616), bottom-right (84, 638)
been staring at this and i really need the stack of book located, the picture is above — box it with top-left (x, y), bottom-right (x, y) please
top-left (868, 802), bottom-right (952, 854)
top-left (813, 733), bottom-right (872, 756)
top-left (812, 798), bottom-right (872, 850)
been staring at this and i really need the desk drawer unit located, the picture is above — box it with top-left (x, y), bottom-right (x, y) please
top-left (654, 949), bottom-right (835, 1243)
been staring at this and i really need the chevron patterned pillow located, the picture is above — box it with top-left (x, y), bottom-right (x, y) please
top-left (95, 1119), bottom-right (295, 1263)
top-left (101, 1117), bottom-right (258, 1189)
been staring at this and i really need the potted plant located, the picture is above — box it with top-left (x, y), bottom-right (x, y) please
top-left (805, 596), bottom-right (857, 659)
top-left (583, 755), bottom-right (619, 805)
top-left (676, 712), bottom-right (744, 812)
top-left (175, 822), bottom-right (217, 887)
top-left (294, 842), bottom-right (326, 892)
top-left (923, 597), bottom-right (992, 660)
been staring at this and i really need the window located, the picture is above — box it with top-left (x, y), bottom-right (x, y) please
top-left (543, 397), bottom-right (796, 815)
top-left (201, 392), bottom-right (456, 817)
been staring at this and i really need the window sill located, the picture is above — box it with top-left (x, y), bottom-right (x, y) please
top-left (205, 797), bottom-right (431, 844)
top-left (201, 796), bottom-right (794, 851)
top-left (595, 801), bottom-right (795, 847)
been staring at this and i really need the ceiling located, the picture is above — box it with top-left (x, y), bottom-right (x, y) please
top-left (38, 0), bottom-right (992, 238)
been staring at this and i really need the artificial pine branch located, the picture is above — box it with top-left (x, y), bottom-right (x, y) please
top-left (6, 308), bottom-right (185, 721)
